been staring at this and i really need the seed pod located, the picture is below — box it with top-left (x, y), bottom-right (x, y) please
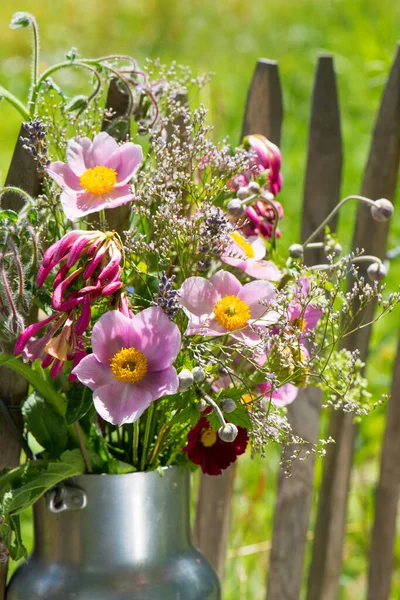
top-left (192, 366), bottom-right (206, 382)
top-left (370, 198), bottom-right (394, 222)
top-left (367, 262), bottom-right (388, 281)
top-left (218, 423), bottom-right (238, 443)
top-left (227, 199), bottom-right (244, 217)
top-left (237, 186), bottom-right (250, 200)
top-left (289, 244), bottom-right (304, 259)
top-left (195, 399), bottom-right (208, 412)
top-left (178, 368), bottom-right (194, 392)
top-left (221, 398), bottom-right (236, 413)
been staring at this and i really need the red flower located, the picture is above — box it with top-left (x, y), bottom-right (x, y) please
top-left (183, 416), bottom-right (248, 476)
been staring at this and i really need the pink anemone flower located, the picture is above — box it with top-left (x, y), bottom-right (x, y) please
top-left (259, 382), bottom-right (299, 408)
top-left (221, 231), bottom-right (282, 281)
top-left (47, 131), bottom-right (143, 221)
top-left (288, 278), bottom-right (323, 339)
top-left (72, 307), bottom-right (181, 426)
top-left (179, 270), bottom-right (278, 344)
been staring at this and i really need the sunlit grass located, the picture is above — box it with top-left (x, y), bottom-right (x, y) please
top-left (1, 1), bottom-right (400, 598)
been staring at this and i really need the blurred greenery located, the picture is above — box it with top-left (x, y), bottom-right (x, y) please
top-left (1, 0), bottom-right (400, 598)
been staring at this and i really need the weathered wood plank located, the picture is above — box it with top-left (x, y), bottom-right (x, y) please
top-left (266, 55), bottom-right (343, 600)
top-left (89, 78), bottom-right (132, 233)
top-left (194, 59), bottom-right (283, 582)
top-left (367, 336), bottom-right (400, 600)
top-left (307, 44), bottom-right (400, 600)
top-left (0, 124), bottom-right (41, 599)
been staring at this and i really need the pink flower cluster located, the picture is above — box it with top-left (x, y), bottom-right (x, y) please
top-left (15, 229), bottom-right (125, 378)
top-left (244, 197), bottom-right (284, 240)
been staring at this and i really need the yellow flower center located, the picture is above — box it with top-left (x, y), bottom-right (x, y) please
top-left (214, 295), bottom-right (251, 330)
top-left (292, 317), bottom-right (307, 332)
top-left (241, 393), bottom-right (255, 412)
top-left (110, 347), bottom-right (148, 384)
top-left (230, 232), bottom-right (254, 258)
top-left (200, 428), bottom-right (217, 447)
top-left (79, 166), bottom-right (117, 195)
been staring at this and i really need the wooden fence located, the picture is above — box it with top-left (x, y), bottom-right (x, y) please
top-left (1, 47), bottom-right (400, 600)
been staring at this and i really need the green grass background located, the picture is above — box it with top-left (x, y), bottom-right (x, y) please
top-left (1, 1), bottom-right (400, 598)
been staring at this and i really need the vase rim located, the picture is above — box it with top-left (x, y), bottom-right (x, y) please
top-left (72, 464), bottom-right (187, 481)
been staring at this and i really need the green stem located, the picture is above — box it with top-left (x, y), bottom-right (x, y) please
top-left (0, 186), bottom-right (34, 209)
top-left (74, 422), bottom-right (93, 473)
top-left (133, 420), bottom-right (140, 467)
top-left (28, 14), bottom-right (40, 103)
top-left (0, 86), bottom-right (30, 120)
top-left (140, 404), bottom-right (154, 471)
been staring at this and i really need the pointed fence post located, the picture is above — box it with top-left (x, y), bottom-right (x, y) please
top-left (367, 337), bottom-right (400, 600)
top-left (194, 59), bottom-right (283, 582)
top-left (266, 55), bottom-right (343, 600)
top-left (0, 123), bottom-right (41, 599)
top-left (307, 44), bottom-right (400, 600)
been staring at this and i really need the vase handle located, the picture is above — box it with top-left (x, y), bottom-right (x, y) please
top-left (47, 483), bottom-right (87, 513)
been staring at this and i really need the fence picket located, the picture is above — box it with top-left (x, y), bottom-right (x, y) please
top-left (194, 58), bottom-right (283, 581)
top-left (266, 55), bottom-right (343, 600)
top-left (0, 123), bottom-right (41, 599)
top-left (307, 44), bottom-right (400, 600)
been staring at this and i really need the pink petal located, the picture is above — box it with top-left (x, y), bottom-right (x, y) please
top-left (74, 295), bottom-right (91, 335)
top-left (136, 366), bottom-right (179, 400)
top-left (14, 313), bottom-right (59, 355)
top-left (179, 277), bottom-right (219, 317)
top-left (304, 306), bottom-right (323, 330)
top-left (210, 270), bottom-right (241, 297)
top-left (238, 280), bottom-right (276, 319)
top-left (91, 310), bottom-right (138, 364)
top-left (93, 381), bottom-right (152, 425)
top-left (60, 187), bottom-right (135, 221)
top-left (47, 161), bottom-right (82, 191)
top-left (106, 142), bottom-right (143, 185)
top-left (260, 382), bottom-right (298, 407)
top-left (129, 306), bottom-right (181, 371)
top-left (86, 132), bottom-right (119, 168)
top-left (244, 260), bottom-right (282, 281)
top-left (66, 137), bottom-right (92, 176)
top-left (72, 353), bottom-right (114, 391)
top-left (97, 246), bottom-right (122, 281)
top-left (250, 236), bottom-right (266, 260)
top-left (101, 281), bottom-right (123, 295)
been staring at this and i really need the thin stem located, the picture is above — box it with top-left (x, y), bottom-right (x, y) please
top-left (0, 86), bottom-right (30, 120)
top-left (28, 14), bottom-right (40, 103)
top-left (196, 388), bottom-right (227, 428)
top-left (312, 254), bottom-right (383, 272)
top-left (133, 420), bottom-right (140, 467)
top-left (140, 404), bottom-right (154, 471)
top-left (303, 195), bottom-right (377, 248)
top-left (74, 422), bottom-right (93, 473)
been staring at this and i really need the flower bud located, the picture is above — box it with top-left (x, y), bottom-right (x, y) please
top-left (248, 181), bottom-right (260, 194)
top-left (324, 242), bottom-right (342, 257)
top-left (367, 262), bottom-right (388, 281)
top-left (196, 399), bottom-right (208, 412)
top-left (192, 366), bottom-right (206, 382)
top-left (218, 423), bottom-right (238, 443)
top-left (221, 398), bottom-right (236, 413)
top-left (227, 199), bottom-right (245, 217)
top-left (178, 368), bottom-right (194, 392)
top-left (289, 244), bottom-right (304, 259)
top-left (237, 186), bottom-right (250, 200)
top-left (371, 198), bottom-right (394, 222)
top-left (10, 12), bottom-right (32, 29)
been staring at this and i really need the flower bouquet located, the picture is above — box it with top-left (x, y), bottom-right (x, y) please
top-left (0, 12), bottom-right (398, 580)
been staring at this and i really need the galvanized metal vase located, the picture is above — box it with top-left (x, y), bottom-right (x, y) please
top-left (7, 466), bottom-right (220, 600)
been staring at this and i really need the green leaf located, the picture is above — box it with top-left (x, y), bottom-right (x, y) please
top-left (22, 393), bottom-right (68, 457)
top-left (0, 209), bottom-right (18, 222)
top-left (66, 383), bottom-right (93, 425)
top-left (0, 354), bottom-right (66, 415)
top-left (0, 450), bottom-right (85, 559)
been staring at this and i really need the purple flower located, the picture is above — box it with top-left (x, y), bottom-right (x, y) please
top-left (72, 307), bottom-right (181, 425)
top-left (47, 132), bottom-right (143, 221)
top-left (221, 232), bottom-right (282, 281)
top-left (179, 270), bottom-right (278, 345)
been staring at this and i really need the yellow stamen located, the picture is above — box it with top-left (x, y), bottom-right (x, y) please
top-left (200, 428), bottom-right (217, 447)
top-left (110, 347), bottom-right (148, 384)
top-left (230, 232), bottom-right (254, 258)
top-left (292, 317), bottom-right (307, 332)
top-left (79, 166), bottom-right (117, 195)
top-left (214, 295), bottom-right (251, 330)
top-left (241, 393), bottom-right (255, 412)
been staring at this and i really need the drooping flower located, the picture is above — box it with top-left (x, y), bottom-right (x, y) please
top-left (179, 270), bottom-right (278, 344)
top-left (221, 231), bottom-right (282, 281)
top-left (182, 415), bottom-right (248, 475)
top-left (47, 132), bottom-right (143, 220)
top-left (72, 307), bottom-right (181, 425)
top-left (244, 134), bottom-right (283, 196)
top-left (259, 382), bottom-right (299, 408)
top-left (244, 198), bottom-right (284, 240)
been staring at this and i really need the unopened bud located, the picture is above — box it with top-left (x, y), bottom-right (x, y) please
top-left (248, 181), bottom-right (260, 194)
top-left (196, 399), bottom-right (208, 412)
top-left (371, 198), bottom-right (394, 222)
top-left (221, 398), bottom-right (236, 413)
top-left (178, 368), bottom-right (194, 392)
top-left (218, 423), bottom-right (238, 443)
top-left (227, 199), bottom-right (245, 217)
top-left (10, 12), bottom-right (31, 29)
top-left (237, 186), bottom-right (250, 200)
top-left (324, 242), bottom-right (342, 257)
top-left (289, 244), bottom-right (304, 259)
top-left (367, 262), bottom-right (388, 281)
top-left (192, 366), bottom-right (206, 382)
